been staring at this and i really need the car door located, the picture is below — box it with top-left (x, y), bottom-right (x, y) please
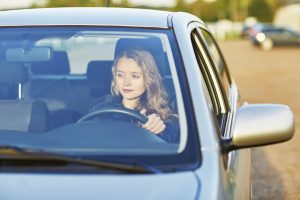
top-left (190, 23), bottom-right (251, 199)
top-left (281, 29), bottom-right (300, 45)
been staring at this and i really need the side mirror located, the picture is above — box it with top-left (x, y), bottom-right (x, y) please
top-left (223, 104), bottom-right (294, 152)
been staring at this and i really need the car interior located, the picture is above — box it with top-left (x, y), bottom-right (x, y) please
top-left (0, 35), bottom-right (177, 134)
top-left (0, 60), bottom-right (48, 132)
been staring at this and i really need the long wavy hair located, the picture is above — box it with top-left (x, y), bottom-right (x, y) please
top-left (111, 49), bottom-right (172, 120)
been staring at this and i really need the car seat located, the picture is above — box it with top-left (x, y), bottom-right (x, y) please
top-left (0, 61), bottom-right (48, 132)
top-left (114, 37), bottom-right (171, 76)
top-left (24, 51), bottom-right (77, 129)
top-left (30, 51), bottom-right (70, 75)
top-left (86, 60), bottom-right (113, 98)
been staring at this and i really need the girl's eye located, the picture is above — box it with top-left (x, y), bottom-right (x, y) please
top-left (116, 72), bottom-right (124, 78)
top-left (132, 74), bottom-right (141, 79)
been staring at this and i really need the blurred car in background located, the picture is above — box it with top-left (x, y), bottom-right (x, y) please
top-left (240, 17), bottom-right (258, 38)
top-left (241, 23), bottom-right (271, 39)
top-left (240, 24), bottom-right (252, 38)
top-left (249, 24), bottom-right (300, 50)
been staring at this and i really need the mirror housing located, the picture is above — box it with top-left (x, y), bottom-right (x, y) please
top-left (223, 104), bottom-right (294, 152)
top-left (6, 47), bottom-right (52, 62)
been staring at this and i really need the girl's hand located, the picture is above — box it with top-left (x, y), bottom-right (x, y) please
top-left (140, 109), bottom-right (166, 134)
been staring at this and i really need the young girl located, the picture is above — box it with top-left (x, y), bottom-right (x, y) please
top-left (93, 49), bottom-right (179, 143)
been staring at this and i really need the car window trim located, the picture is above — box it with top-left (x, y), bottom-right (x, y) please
top-left (196, 27), bottom-right (233, 85)
top-left (192, 29), bottom-right (228, 116)
top-left (191, 31), bottom-right (220, 115)
top-left (195, 28), bottom-right (230, 114)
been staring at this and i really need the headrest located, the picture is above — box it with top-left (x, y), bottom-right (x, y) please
top-left (114, 37), bottom-right (170, 76)
top-left (87, 61), bottom-right (113, 84)
top-left (114, 37), bottom-right (164, 58)
top-left (31, 51), bottom-right (70, 75)
top-left (0, 100), bottom-right (48, 132)
top-left (0, 61), bottom-right (27, 84)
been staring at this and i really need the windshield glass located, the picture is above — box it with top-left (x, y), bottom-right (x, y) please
top-left (0, 27), bottom-right (190, 160)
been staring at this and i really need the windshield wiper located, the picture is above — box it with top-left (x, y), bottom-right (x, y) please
top-left (0, 145), bottom-right (161, 174)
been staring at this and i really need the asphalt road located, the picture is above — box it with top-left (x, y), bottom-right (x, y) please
top-left (219, 40), bottom-right (300, 200)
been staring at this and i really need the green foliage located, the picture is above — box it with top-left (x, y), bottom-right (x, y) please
top-left (172, 0), bottom-right (276, 22)
top-left (171, 0), bottom-right (244, 22)
top-left (37, 0), bottom-right (276, 22)
top-left (42, 0), bottom-right (132, 8)
top-left (171, 0), bottom-right (220, 22)
top-left (111, 0), bottom-right (131, 7)
top-left (248, 0), bottom-right (274, 22)
top-left (45, 0), bottom-right (106, 7)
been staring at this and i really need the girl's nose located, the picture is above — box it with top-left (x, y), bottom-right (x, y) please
top-left (124, 75), bottom-right (132, 85)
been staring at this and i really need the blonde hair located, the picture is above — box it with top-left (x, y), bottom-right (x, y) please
top-left (111, 49), bottom-right (172, 120)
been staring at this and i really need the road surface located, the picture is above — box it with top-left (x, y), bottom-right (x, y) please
top-left (219, 40), bottom-right (300, 200)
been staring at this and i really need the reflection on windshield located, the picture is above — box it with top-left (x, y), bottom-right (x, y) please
top-left (0, 27), bottom-right (185, 156)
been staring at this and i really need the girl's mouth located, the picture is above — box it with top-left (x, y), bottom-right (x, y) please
top-left (123, 89), bottom-right (133, 93)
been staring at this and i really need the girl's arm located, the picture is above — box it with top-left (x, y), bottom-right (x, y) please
top-left (157, 116), bottom-right (180, 143)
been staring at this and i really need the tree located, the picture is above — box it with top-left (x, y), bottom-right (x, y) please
top-left (172, 0), bottom-right (191, 13)
top-left (172, 0), bottom-right (219, 22)
top-left (248, 0), bottom-right (274, 22)
top-left (44, 0), bottom-right (106, 7)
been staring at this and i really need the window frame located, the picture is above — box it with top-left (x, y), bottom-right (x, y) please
top-left (191, 27), bottom-right (230, 133)
top-left (197, 28), bottom-right (232, 100)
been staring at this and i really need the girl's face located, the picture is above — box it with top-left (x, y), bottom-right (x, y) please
top-left (115, 57), bottom-right (146, 106)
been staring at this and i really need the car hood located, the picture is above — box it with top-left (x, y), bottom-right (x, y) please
top-left (0, 171), bottom-right (199, 200)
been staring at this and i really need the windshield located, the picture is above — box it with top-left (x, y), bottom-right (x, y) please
top-left (0, 27), bottom-right (199, 171)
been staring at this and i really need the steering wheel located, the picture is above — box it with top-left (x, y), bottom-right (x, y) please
top-left (77, 106), bottom-right (148, 124)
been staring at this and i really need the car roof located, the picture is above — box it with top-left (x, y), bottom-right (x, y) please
top-left (0, 7), bottom-right (172, 28)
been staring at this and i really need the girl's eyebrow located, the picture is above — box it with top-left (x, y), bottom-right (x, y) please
top-left (116, 70), bottom-right (143, 75)
top-left (131, 72), bottom-right (143, 75)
